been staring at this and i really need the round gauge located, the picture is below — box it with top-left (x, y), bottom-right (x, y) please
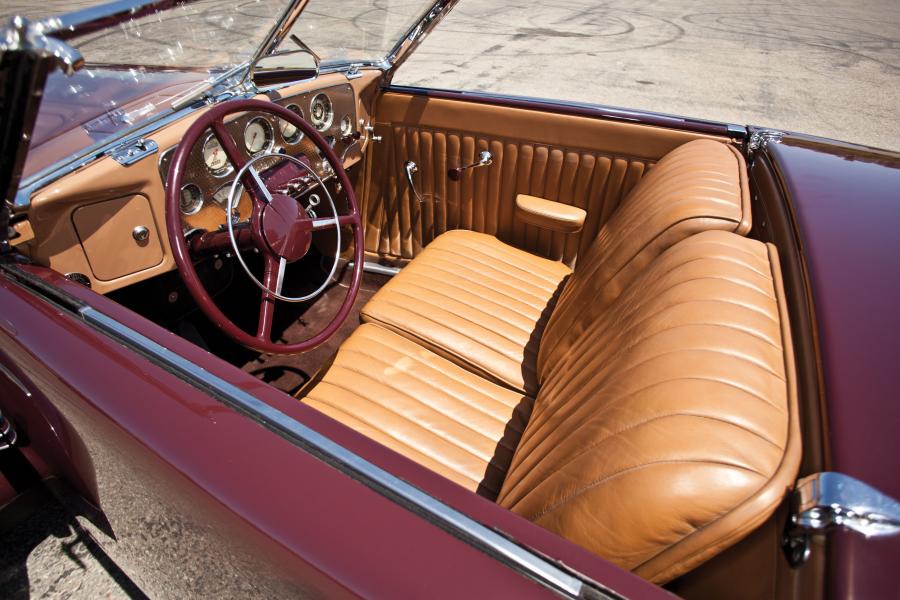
top-left (213, 181), bottom-right (244, 211)
top-left (309, 93), bottom-right (333, 131)
top-left (339, 115), bottom-right (353, 138)
top-left (180, 183), bottom-right (203, 215)
top-left (244, 117), bottom-right (274, 154)
top-left (202, 135), bottom-right (231, 176)
top-left (279, 104), bottom-right (304, 143)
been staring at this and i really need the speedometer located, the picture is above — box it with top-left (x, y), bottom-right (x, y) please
top-left (309, 93), bottom-right (333, 131)
top-left (202, 134), bottom-right (231, 176)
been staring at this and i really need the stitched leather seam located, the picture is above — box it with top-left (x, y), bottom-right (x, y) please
top-left (399, 268), bottom-right (551, 320)
top-left (502, 410), bottom-right (782, 506)
top-left (312, 375), bottom-right (500, 465)
top-left (370, 296), bottom-right (529, 362)
top-left (527, 460), bottom-right (767, 522)
top-left (336, 343), bottom-right (528, 428)
top-left (305, 392), bottom-right (486, 491)
top-left (426, 243), bottom-right (568, 288)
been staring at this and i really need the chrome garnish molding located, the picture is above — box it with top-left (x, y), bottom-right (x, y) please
top-left (783, 471), bottom-right (900, 566)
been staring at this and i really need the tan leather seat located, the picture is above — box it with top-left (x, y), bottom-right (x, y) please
top-left (361, 139), bottom-right (751, 395)
top-left (358, 229), bottom-right (572, 394)
top-left (300, 231), bottom-right (798, 583)
top-left (302, 322), bottom-right (533, 500)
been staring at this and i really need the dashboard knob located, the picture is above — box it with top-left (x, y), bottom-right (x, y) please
top-left (132, 225), bottom-right (150, 243)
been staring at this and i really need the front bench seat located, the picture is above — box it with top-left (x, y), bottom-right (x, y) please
top-left (361, 139), bottom-right (751, 395)
top-left (301, 231), bottom-right (799, 583)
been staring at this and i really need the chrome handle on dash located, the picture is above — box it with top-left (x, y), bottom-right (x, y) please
top-left (448, 150), bottom-right (492, 181)
top-left (405, 161), bottom-right (425, 203)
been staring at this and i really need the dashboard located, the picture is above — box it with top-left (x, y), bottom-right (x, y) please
top-left (158, 82), bottom-right (360, 234)
top-left (12, 70), bottom-right (381, 296)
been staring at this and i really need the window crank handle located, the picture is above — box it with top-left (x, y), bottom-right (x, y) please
top-left (448, 150), bottom-right (492, 181)
top-left (405, 161), bottom-right (425, 203)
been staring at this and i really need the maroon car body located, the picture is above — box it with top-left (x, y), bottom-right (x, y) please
top-left (1, 1), bottom-right (898, 598)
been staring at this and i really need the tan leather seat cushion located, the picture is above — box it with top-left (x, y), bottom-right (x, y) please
top-left (360, 229), bottom-right (571, 395)
top-left (361, 139), bottom-right (750, 395)
top-left (497, 231), bottom-right (799, 583)
top-left (301, 323), bottom-right (533, 500)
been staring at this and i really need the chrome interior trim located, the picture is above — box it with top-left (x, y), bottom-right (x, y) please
top-left (792, 472), bottom-right (900, 537)
top-left (348, 261), bottom-right (401, 277)
top-left (75, 303), bottom-right (608, 599)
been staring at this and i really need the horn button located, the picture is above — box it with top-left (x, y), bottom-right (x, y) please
top-left (261, 193), bottom-right (312, 262)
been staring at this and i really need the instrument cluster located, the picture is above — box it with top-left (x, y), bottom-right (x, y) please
top-left (159, 83), bottom-right (359, 233)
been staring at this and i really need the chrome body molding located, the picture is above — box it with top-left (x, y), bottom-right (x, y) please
top-left (784, 471), bottom-right (900, 566)
top-left (749, 128), bottom-right (785, 151)
top-left (71, 303), bottom-right (609, 599)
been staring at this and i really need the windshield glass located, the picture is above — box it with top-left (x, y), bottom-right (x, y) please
top-left (72, 0), bottom-right (291, 68)
top-left (18, 0), bottom-right (293, 182)
top-left (282, 0), bottom-right (435, 66)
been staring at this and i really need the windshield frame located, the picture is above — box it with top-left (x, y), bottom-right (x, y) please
top-left (12, 0), bottom-right (459, 211)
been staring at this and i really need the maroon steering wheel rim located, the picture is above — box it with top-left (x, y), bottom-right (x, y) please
top-left (164, 98), bottom-right (364, 355)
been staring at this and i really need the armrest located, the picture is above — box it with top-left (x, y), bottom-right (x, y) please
top-left (515, 194), bottom-right (586, 233)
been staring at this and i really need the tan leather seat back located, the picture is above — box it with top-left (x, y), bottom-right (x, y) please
top-left (497, 231), bottom-right (800, 583)
top-left (537, 139), bottom-right (751, 380)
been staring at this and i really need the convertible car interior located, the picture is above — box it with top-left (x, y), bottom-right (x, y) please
top-left (5, 38), bottom-right (812, 595)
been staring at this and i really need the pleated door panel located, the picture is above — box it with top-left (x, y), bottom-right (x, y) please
top-left (365, 92), bottom-right (730, 265)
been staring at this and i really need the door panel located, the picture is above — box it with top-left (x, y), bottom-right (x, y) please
top-left (365, 91), bottom-right (731, 264)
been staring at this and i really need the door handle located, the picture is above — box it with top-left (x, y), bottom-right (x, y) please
top-left (448, 150), bottom-right (492, 181)
top-left (404, 161), bottom-right (425, 203)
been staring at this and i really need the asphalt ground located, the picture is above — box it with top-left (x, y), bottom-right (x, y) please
top-left (0, 1), bottom-right (898, 598)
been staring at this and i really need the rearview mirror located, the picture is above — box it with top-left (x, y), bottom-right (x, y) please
top-left (251, 48), bottom-right (319, 87)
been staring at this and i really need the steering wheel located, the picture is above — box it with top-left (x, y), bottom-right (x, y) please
top-left (164, 99), bottom-right (363, 354)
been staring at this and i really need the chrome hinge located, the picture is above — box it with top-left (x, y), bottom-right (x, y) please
top-left (108, 138), bottom-right (158, 166)
top-left (783, 472), bottom-right (900, 566)
top-left (748, 128), bottom-right (784, 152)
top-left (345, 63), bottom-right (364, 80)
top-left (0, 409), bottom-right (17, 451)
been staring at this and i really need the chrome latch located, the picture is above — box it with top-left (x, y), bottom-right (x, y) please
top-left (748, 129), bottom-right (784, 151)
top-left (783, 472), bottom-right (900, 566)
top-left (345, 63), bottom-right (363, 80)
top-left (0, 408), bottom-right (17, 451)
top-left (109, 138), bottom-right (159, 166)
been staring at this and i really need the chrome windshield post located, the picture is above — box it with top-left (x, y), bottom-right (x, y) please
top-left (0, 15), bottom-right (83, 254)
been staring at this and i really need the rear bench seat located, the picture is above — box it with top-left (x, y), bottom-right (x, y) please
top-left (360, 139), bottom-right (751, 395)
top-left (298, 139), bottom-right (800, 582)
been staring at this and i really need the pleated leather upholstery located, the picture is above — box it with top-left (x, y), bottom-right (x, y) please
top-left (361, 229), bottom-right (571, 395)
top-left (366, 124), bottom-right (650, 264)
top-left (497, 231), bottom-right (799, 583)
top-left (302, 323), bottom-right (533, 500)
top-left (362, 139), bottom-right (749, 396)
top-left (537, 139), bottom-right (751, 380)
